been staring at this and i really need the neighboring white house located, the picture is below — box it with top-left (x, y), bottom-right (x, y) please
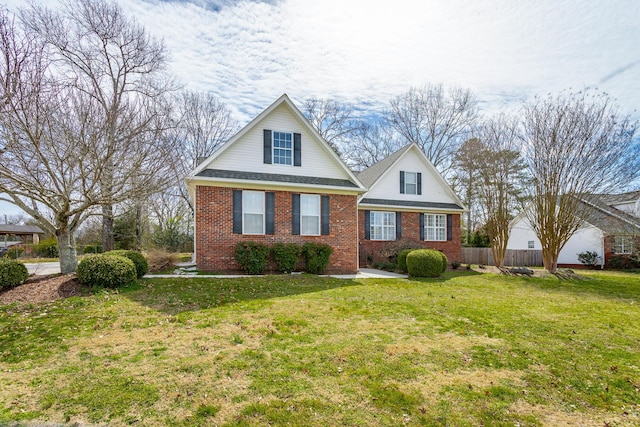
top-left (507, 191), bottom-right (640, 267)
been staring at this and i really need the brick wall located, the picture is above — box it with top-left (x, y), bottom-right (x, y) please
top-left (358, 210), bottom-right (462, 267)
top-left (195, 186), bottom-right (359, 274)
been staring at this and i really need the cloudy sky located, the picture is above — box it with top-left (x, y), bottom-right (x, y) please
top-left (1, 0), bottom-right (639, 216)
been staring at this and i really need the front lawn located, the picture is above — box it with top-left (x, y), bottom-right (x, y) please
top-left (1, 271), bottom-right (639, 426)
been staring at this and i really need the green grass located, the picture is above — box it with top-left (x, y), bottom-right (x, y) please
top-left (1, 271), bottom-right (639, 426)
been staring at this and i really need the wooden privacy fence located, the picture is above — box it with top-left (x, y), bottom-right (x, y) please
top-left (461, 248), bottom-right (543, 267)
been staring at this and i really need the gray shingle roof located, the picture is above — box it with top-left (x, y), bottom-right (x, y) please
top-left (0, 224), bottom-right (44, 234)
top-left (360, 198), bottom-right (464, 211)
top-left (356, 144), bottom-right (412, 188)
top-left (579, 196), bottom-right (640, 232)
top-left (195, 169), bottom-right (360, 188)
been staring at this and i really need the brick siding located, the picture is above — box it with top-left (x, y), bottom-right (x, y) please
top-left (358, 210), bottom-right (462, 267)
top-left (195, 185), bottom-right (359, 274)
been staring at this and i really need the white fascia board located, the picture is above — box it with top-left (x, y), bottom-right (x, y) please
top-left (357, 202), bottom-right (464, 214)
top-left (186, 176), bottom-right (367, 195)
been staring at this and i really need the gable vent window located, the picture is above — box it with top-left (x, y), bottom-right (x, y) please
top-left (273, 132), bottom-right (293, 165)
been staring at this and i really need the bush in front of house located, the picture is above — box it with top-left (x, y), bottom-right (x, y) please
top-left (105, 250), bottom-right (149, 278)
top-left (77, 254), bottom-right (137, 289)
top-left (406, 249), bottom-right (446, 278)
top-left (33, 238), bottom-right (59, 258)
top-left (302, 242), bottom-right (333, 274)
top-left (578, 251), bottom-right (600, 268)
top-left (271, 243), bottom-right (302, 273)
top-left (607, 254), bottom-right (640, 270)
top-left (146, 249), bottom-right (178, 273)
top-left (0, 258), bottom-right (29, 290)
top-left (438, 251), bottom-right (449, 273)
top-left (235, 242), bottom-right (270, 274)
top-left (397, 249), bottom-right (416, 273)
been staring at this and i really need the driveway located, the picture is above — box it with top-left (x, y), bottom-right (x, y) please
top-left (24, 262), bottom-right (61, 276)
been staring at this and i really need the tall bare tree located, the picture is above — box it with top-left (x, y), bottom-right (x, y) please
top-left (23, 0), bottom-right (176, 252)
top-left (302, 96), bottom-right (362, 155)
top-left (521, 91), bottom-right (639, 273)
top-left (0, 3), bottom-right (173, 273)
top-left (342, 120), bottom-right (401, 171)
top-left (451, 137), bottom-right (484, 243)
top-left (388, 84), bottom-right (478, 174)
top-left (475, 116), bottom-right (528, 267)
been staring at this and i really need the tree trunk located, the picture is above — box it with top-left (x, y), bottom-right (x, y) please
top-left (56, 227), bottom-right (78, 274)
top-left (102, 203), bottom-right (114, 252)
top-left (135, 203), bottom-right (143, 251)
top-left (542, 249), bottom-right (558, 274)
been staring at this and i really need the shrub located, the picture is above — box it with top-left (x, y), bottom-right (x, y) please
top-left (451, 260), bottom-right (461, 270)
top-left (33, 238), bottom-right (59, 258)
top-left (146, 249), bottom-right (178, 273)
top-left (83, 244), bottom-right (103, 254)
top-left (372, 261), bottom-right (396, 272)
top-left (608, 254), bottom-right (640, 270)
top-left (105, 250), bottom-right (149, 278)
top-left (439, 251), bottom-right (449, 273)
top-left (4, 246), bottom-right (24, 259)
top-left (397, 249), bottom-right (415, 273)
top-left (302, 243), bottom-right (333, 274)
top-left (0, 259), bottom-right (29, 290)
top-left (406, 249), bottom-right (446, 278)
top-left (578, 251), bottom-right (600, 268)
top-left (77, 254), bottom-right (137, 289)
top-left (271, 243), bottom-right (302, 273)
top-left (235, 242), bottom-right (269, 274)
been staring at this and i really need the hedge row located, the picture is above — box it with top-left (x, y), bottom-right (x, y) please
top-left (235, 242), bottom-right (333, 275)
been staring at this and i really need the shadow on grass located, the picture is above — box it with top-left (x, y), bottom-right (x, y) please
top-left (121, 274), bottom-right (362, 315)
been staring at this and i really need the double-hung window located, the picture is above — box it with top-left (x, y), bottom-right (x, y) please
top-left (404, 172), bottom-right (417, 194)
top-left (301, 194), bottom-right (320, 235)
top-left (370, 211), bottom-right (396, 241)
top-left (424, 213), bottom-right (446, 241)
top-left (273, 132), bottom-right (293, 165)
top-left (242, 190), bottom-right (265, 234)
top-left (613, 235), bottom-right (635, 254)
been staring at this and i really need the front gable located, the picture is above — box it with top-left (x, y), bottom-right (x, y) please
top-left (359, 144), bottom-right (465, 212)
top-left (187, 95), bottom-right (365, 195)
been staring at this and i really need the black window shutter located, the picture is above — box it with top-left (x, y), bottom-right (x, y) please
top-left (292, 194), bottom-right (300, 235)
top-left (396, 212), bottom-right (402, 239)
top-left (233, 190), bottom-right (242, 234)
top-left (266, 192), bottom-right (275, 235)
top-left (321, 195), bottom-right (330, 235)
top-left (294, 133), bottom-right (302, 166)
top-left (263, 129), bottom-right (272, 164)
top-left (419, 213), bottom-right (425, 240)
top-left (417, 173), bottom-right (422, 195)
top-left (447, 214), bottom-right (453, 241)
top-left (364, 210), bottom-right (370, 240)
top-left (400, 171), bottom-right (405, 194)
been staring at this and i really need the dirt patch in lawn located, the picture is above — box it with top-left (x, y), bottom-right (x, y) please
top-left (0, 274), bottom-right (83, 305)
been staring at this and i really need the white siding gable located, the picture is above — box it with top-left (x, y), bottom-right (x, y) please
top-left (206, 103), bottom-right (351, 181)
top-left (364, 146), bottom-right (460, 205)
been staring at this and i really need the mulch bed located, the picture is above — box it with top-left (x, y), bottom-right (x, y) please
top-left (0, 274), bottom-right (83, 306)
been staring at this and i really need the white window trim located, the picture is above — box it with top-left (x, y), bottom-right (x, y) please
top-left (404, 171), bottom-right (417, 195)
top-left (300, 194), bottom-right (321, 236)
top-left (424, 213), bottom-right (446, 242)
top-left (528, 240), bottom-right (535, 249)
top-left (272, 131), bottom-right (293, 166)
top-left (613, 235), bottom-right (635, 254)
top-left (242, 190), bottom-right (265, 235)
top-left (370, 211), bottom-right (396, 241)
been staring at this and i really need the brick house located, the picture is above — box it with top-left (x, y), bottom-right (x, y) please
top-left (186, 94), bottom-right (367, 274)
top-left (186, 95), bottom-right (466, 274)
top-left (357, 143), bottom-right (466, 266)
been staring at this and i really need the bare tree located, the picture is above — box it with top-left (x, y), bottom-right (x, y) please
top-left (22, 0), bottom-right (176, 252)
top-left (0, 4), bottom-right (173, 273)
top-left (388, 84), bottom-right (478, 174)
top-left (342, 120), bottom-right (402, 171)
top-left (302, 96), bottom-right (361, 155)
top-left (451, 138), bottom-right (484, 244)
top-left (521, 90), bottom-right (639, 273)
top-left (475, 116), bottom-right (529, 267)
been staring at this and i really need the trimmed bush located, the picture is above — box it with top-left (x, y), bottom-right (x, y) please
top-left (302, 243), bottom-right (333, 274)
top-left (439, 251), bottom-right (448, 273)
top-left (33, 238), bottom-right (59, 258)
top-left (271, 243), bottom-right (302, 273)
top-left (406, 249), bottom-right (446, 278)
top-left (397, 249), bottom-right (415, 273)
top-left (105, 250), bottom-right (149, 278)
top-left (235, 242), bottom-right (269, 274)
top-left (0, 259), bottom-right (29, 290)
top-left (77, 254), bottom-right (137, 289)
